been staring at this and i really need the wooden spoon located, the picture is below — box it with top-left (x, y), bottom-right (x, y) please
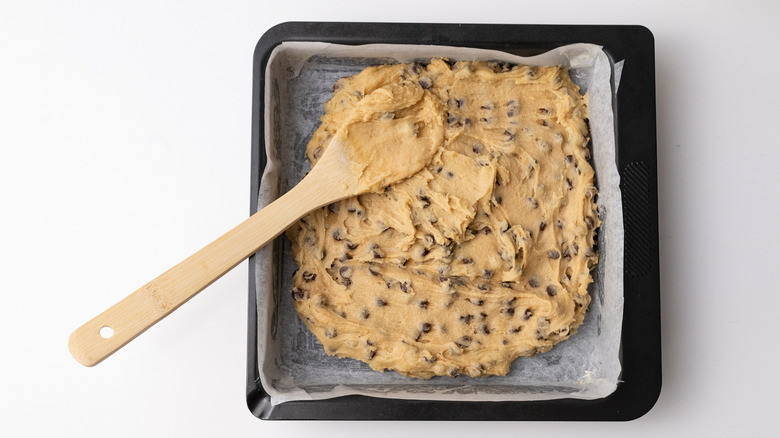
top-left (68, 108), bottom-right (443, 366)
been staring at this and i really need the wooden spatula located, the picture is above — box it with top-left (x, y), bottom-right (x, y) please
top-left (68, 110), bottom-right (443, 366)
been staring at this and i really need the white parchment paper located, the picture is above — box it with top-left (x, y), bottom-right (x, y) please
top-left (255, 42), bottom-right (624, 405)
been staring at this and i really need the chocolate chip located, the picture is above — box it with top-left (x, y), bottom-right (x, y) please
top-left (462, 257), bottom-right (473, 265)
top-left (472, 143), bottom-right (482, 154)
top-left (502, 339), bottom-right (509, 345)
top-left (501, 307), bottom-right (515, 316)
top-left (536, 330), bottom-right (545, 340)
top-left (291, 288), bottom-right (304, 301)
top-left (546, 285), bottom-right (558, 296)
top-left (341, 278), bottom-right (352, 287)
top-left (368, 349), bottom-right (376, 360)
top-left (483, 270), bottom-right (493, 280)
top-left (361, 309), bottom-right (370, 319)
top-left (304, 236), bottom-right (316, 247)
top-left (339, 266), bottom-right (351, 278)
top-left (504, 129), bottom-right (516, 141)
top-left (547, 250), bottom-right (560, 259)
top-left (419, 300), bottom-right (429, 309)
top-left (480, 324), bottom-right (490, 334)
top-left (480, 104), bottom-right (492, 110)
top-left (421, 322), bottom-right (432, 333)
top-left (510, 326), bottom-right (522, 333)
top-left (523, 309), bottom-right (533, 320)
top-left (482, 227), bottom-right (492, 235)
top-left (566, 178), bottom-right (573, 190)
top-left (556, 219), bottom-right (564, 230)
top-left (345, 242), bottom-right (358, 250)
top-left (539, 108), bottom-right (550, 115)
top-left (495, 195), bottom-right (502, 204)
top-left (565, 154), bottom-right (574, 164)
top-left (419, 195), bottom-right (431, 208)
top-left (562, 247), bottom-right (572, 259)
top-left (585, 216), bottom-right (595, 229)
top-left (539, 220), bottom-right (547, 231)
top-left (456, 98), bottom-right (466, 108)
top-left (302, 271), bottom-right (316, 282)
top-left (411, 62), bottom-right (422, 74)
top-left (446, 171), bottom-right (454, 178)
top-left (501, 281), bottom-right (513, 289)
top-left (528, 277), bottom-right (540, 288)
top-left (419, 77), bottom-right (432, 89)
top-left (332, 229), bottom-right (343, 241)
top-left (459, 314), bottom-right (474, 324)
top-left (507, 109), bottom-right (516, 117)
top-left (312, 147), bottom-right (323, 159)
top-left (538, 119), bottom-right (549, 127)
top-left (328, 203), bottom-right (339, 214)
top-left (528, 197), bottom-right (539, 208)
top-left (477, 283), bottom-right (489, 291)
top-left (447, 114), bottom-right (458, 125)
top-left (469, 298), bottom-right (484, 306)
top-left (455, 336), bottom-right (472, 348)
top-left (376, 298), bottom-right (387, 307)
top-left (399, 282), bottom-right (409, 293)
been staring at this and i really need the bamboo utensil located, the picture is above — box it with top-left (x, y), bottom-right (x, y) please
top-left (68, 110), bottom-right (443, 367)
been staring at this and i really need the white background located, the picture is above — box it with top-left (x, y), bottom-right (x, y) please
top-left (2, 1), bottom-right (778, 436)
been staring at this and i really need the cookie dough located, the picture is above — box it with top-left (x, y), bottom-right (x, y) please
top-left (287, 60), bottom-right (600, 379)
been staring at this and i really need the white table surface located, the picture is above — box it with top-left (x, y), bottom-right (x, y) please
top-left (2, 1), bottom-right (778, 436)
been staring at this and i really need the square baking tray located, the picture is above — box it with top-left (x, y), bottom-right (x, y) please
top-left (246, 22), bottom-right (660, 421)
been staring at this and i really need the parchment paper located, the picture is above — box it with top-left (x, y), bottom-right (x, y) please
top-left (255, 42), bottom-right (624, 405)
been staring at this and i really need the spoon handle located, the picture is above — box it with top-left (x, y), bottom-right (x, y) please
top-left (68, 170), bottom-right (342, 367)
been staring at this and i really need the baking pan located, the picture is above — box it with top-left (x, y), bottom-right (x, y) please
top-left (247, 22), bottom-right (659, 420)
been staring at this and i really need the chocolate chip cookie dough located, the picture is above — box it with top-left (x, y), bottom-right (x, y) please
top-left (287, 60), bottom-right (600, 379)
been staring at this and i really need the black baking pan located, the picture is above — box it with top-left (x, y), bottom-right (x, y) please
top-left (246, 22), bottom-right (659, 421)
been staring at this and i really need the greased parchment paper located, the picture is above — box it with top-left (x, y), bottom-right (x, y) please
top-left (255, 42), bottom-right (624, 405)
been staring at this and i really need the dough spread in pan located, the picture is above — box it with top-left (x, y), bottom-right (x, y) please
top-left (287, 59), bottom-right (600, 378)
